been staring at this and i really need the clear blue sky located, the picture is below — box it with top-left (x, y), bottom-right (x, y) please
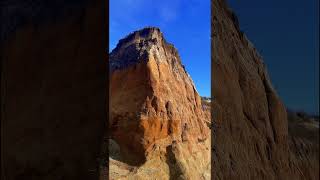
top-left (228, 0), bottom-right (319, 115)
top-left (110, 0), bottom-right (211, 97)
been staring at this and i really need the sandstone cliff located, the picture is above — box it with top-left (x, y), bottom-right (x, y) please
top-left (106, 27), bottom-right (211, 180)
top-left (212, 0), bottom-right (319, 179)
top-left (1, 1), bottom-right (107, 179)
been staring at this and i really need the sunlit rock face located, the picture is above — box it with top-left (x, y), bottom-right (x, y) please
top-left (212, 0), bottom-right (319, 179)
top-left (108, 27), bottom-right (211, 179)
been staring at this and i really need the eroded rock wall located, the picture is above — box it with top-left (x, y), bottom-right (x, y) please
top-left (212, 0), bottom-right (318, 179)
top-left (1, 1), bottom-right (107, 179)
top-left (108, 27), bottom-right (211, 179)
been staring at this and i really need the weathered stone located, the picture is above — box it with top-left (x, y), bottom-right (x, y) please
top-left (107, 27), bottom-right (211, 179)
top-left (212, 0), bottom-right (319, 179)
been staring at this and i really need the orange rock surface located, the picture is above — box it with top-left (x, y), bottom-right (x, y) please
top-left (108, 27), bottom-right (211, 179)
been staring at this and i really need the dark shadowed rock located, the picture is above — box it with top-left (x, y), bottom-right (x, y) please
top-left (1, 1), bottom-right (106, 179)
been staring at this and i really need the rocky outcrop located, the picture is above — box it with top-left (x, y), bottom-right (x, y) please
top-left (201, 97), bottom-right (212, 127)
top-left (287, 111), bottom-right (319, 180)
top-left (212, 0), bottom-right (319, 179)
top-left (106, 27), bottom-right (211, 179)
top-left (1, 1), bottom-right (106, 179)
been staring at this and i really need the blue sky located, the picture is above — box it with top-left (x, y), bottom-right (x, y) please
top-left (228, 0), bottom-right (319, 115)
top-left (110, 0), bottom-right (211, 97)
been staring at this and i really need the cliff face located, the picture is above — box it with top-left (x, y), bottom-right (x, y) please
top-left (107, 27), bottom-right (211, 179)
top-left (212, 0), bottom-right (319, 179)
top-left (1, 1), bottom-right (106, 179)
top-left (287, 111), bottom-right (319, 180)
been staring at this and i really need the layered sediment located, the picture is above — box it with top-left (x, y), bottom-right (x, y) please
top-left (107, 27), bottom-right (211, 180)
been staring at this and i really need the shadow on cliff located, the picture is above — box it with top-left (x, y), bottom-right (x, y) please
top-left (1, 0), bottom-right (107, 179)
top-left (165, 145), bottom-right (184, 180)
